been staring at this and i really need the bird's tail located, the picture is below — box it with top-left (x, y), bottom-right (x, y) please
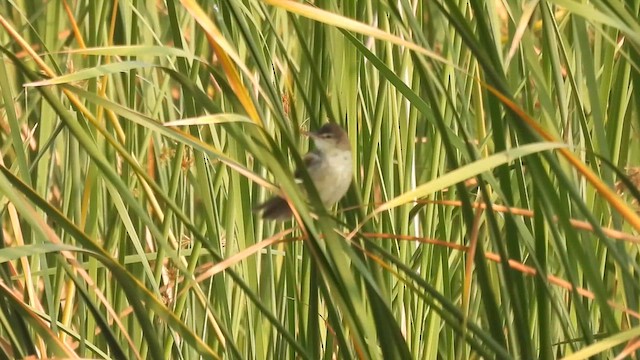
top-left (253, 196), bottom-right (292, 220)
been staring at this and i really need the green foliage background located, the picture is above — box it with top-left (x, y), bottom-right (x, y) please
top-left (1, 0), bottom-right (640, 359)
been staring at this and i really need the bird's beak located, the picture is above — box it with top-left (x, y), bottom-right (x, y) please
top-left (302, 129), bottom-right (319, 139)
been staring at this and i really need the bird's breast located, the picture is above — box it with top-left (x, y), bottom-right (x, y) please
top-left (310, 150), bottom-right (353, 206)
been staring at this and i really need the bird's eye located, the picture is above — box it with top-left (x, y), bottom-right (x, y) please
top-left (323, 134), bottom-right (332, 139)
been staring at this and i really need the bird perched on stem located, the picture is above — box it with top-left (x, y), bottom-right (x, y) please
top-left (255, 123), bottom-right (353, 221)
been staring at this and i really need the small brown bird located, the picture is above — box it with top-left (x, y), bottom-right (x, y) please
top-left (255, 123), bottom-right (353, 220)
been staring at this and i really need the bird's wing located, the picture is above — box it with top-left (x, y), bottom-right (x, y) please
top-left (294, 150), bottom-right (323, 182)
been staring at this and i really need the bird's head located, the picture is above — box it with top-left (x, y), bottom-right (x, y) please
top-left (304, 123), bottom-right (350, 153)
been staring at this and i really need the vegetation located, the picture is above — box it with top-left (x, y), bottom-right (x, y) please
top-left (1, 0), bottom-right (639, 358)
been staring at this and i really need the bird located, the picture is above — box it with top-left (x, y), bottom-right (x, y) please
top-left (255, 123), bottom-right (353, 221)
